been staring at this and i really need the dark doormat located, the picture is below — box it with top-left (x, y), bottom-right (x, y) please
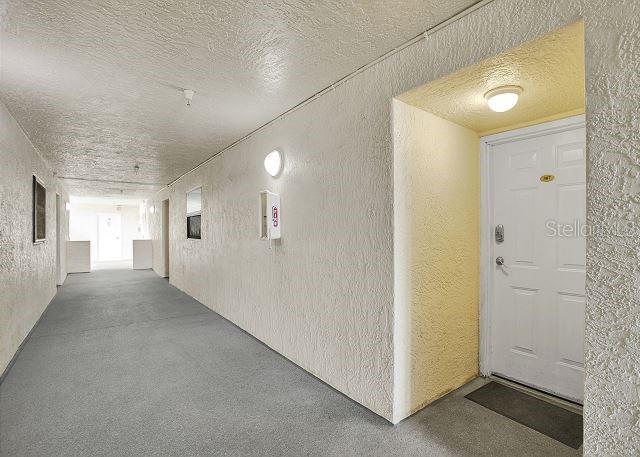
top-left (465, 381), bottom-right (582, 449)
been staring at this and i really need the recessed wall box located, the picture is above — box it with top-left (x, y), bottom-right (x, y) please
top-left (259, 190), bottom-right (281, 240)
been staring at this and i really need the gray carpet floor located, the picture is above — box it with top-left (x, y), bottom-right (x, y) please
top-left (0, 269), bottom-right (581, 456)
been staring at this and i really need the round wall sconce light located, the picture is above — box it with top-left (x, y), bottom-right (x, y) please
top-left (484, 85), bottom-right (523, 112)
top-left (149, 205), bottom-right (156, 214)
top-left (264, 150), bottom-right (283, 177)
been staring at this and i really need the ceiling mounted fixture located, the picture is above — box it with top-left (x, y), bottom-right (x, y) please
top-left (264, 150), bottom-right (283, 177)
top-left (484, 85), bottom-right (523, 112)
top-left (183, 89), bottom-right (195, 106)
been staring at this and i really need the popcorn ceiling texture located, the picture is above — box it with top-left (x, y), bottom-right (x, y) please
top-left (0, 100), bottom-right (69, 375)
top-left (396, 21), bottom-right (585, 135)
top-left (0, 0), bottom-right (476, 196)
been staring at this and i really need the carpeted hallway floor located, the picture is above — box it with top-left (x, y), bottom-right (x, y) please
top-left (0, 269), bottom-right (581, 456)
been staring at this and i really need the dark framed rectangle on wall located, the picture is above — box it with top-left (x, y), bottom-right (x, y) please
top-left (186, 214), bottom-right (201, 239)
top-left (186, 187), bottom-right (202, 239)
top-left (33, 175), bottom-right (46, 243)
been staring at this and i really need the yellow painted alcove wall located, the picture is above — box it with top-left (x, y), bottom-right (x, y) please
top-left (392, 21), bottom-right (585, 422)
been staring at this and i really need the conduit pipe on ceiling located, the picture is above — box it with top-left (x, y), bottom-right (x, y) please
top-left (162, 0), bottom-right (496, 192)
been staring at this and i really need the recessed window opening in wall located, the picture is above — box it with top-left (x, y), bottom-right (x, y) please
top-left (186, 187), bottom-right (202, 239)
top-left (32, 175), bottom-right (46, 243)
top-left (391, 21), bottom-right (586, 424)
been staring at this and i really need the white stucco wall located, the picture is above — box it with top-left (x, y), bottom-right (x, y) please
top-left (132, 240), bottom-right (152, 270)
top-left (0, 100), bottom-right (69, 374)
top-left (56, 194), bottom-right (69, 286)
top-left (393, 104), bottom-right (479, 423)
top-left (147, 80), bottom-right (396, 418)
top-left (66, 241), bottom-right (91, 274)
top-left (146, 200), bottom-right (169, 278)
top-left (144, 0), bottom-right (640, 452)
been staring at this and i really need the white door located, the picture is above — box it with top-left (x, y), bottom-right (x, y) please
top-left (489, 119), bottom-right (585, 403)
top-left (97, 213), bottom-right (122, 261)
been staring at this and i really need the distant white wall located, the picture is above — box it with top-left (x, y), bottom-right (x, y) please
top-left (132, 240), bottom-right (153, 269)
top-left (69, 203), bottom-right (141, 261)
top-left (0, 100), bottom-right (69, 374)
top-left (66, 241), bottom-right (91, 273)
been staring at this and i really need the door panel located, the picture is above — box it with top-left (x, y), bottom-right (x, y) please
top-left (490, 121), bottom-right (586, 403)
top-left (511, 188), bottom-right (537, 264)
top-left (556, 293), bottom-right (585, 368)
top-left (510, 288), bottom-right (538, 356)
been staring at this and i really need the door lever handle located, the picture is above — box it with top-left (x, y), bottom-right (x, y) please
top-left (496, 256), bottom-right (505, 266)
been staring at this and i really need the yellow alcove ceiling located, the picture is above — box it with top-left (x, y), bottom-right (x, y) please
top-left (397, 21), bottom-right (585, 135)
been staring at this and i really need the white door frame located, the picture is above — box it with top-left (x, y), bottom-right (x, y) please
top-left (162, 198), bottom-right (170, 278)
top-left (479, 114), bottom-right (586, 377)
top-left (55, 193), bottom-right (62, 285)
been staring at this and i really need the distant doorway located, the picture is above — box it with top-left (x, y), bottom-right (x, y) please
top-left (55, 194), bottom-right (62, 285)
top-left (97, 213), bottom-right (122, 261)
top-left (162, 199), bottom-right (170, 278)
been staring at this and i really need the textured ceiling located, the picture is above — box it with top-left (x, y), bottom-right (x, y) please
top-left (0, 0), bottom-right (477, 197)
top-left (397, 21), bottom-right (585, 134)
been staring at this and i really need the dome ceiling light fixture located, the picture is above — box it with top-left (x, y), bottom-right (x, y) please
top-left (484, 85), bottom-right (523, 112)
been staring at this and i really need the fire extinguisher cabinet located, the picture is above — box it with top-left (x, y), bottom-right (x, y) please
top-left (259, 190), bottom-right (281, 240)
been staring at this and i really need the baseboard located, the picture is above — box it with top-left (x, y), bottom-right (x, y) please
top-left (0, 292), bottom-right (57, 385)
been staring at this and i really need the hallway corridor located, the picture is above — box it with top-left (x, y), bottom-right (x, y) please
top-left (0, 270), bottom-right (579, 456)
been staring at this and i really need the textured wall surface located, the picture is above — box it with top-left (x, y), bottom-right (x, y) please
top-left (139, 0), bottom-right (638, 450)
top-left (146, 75), bottom-right (396, 417)
top-left (145, 200), bottom-right (169, 278)
top-left (582, 3), bottom-right (640, 455)
top-left (393, 103), bottom-right (479, 423)
top-left (0, 0), bottom-right (476, 197)
top-left (0, 100), bottom-right (69, 374)
top-left (56, 194), bottom-right (69, 287)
